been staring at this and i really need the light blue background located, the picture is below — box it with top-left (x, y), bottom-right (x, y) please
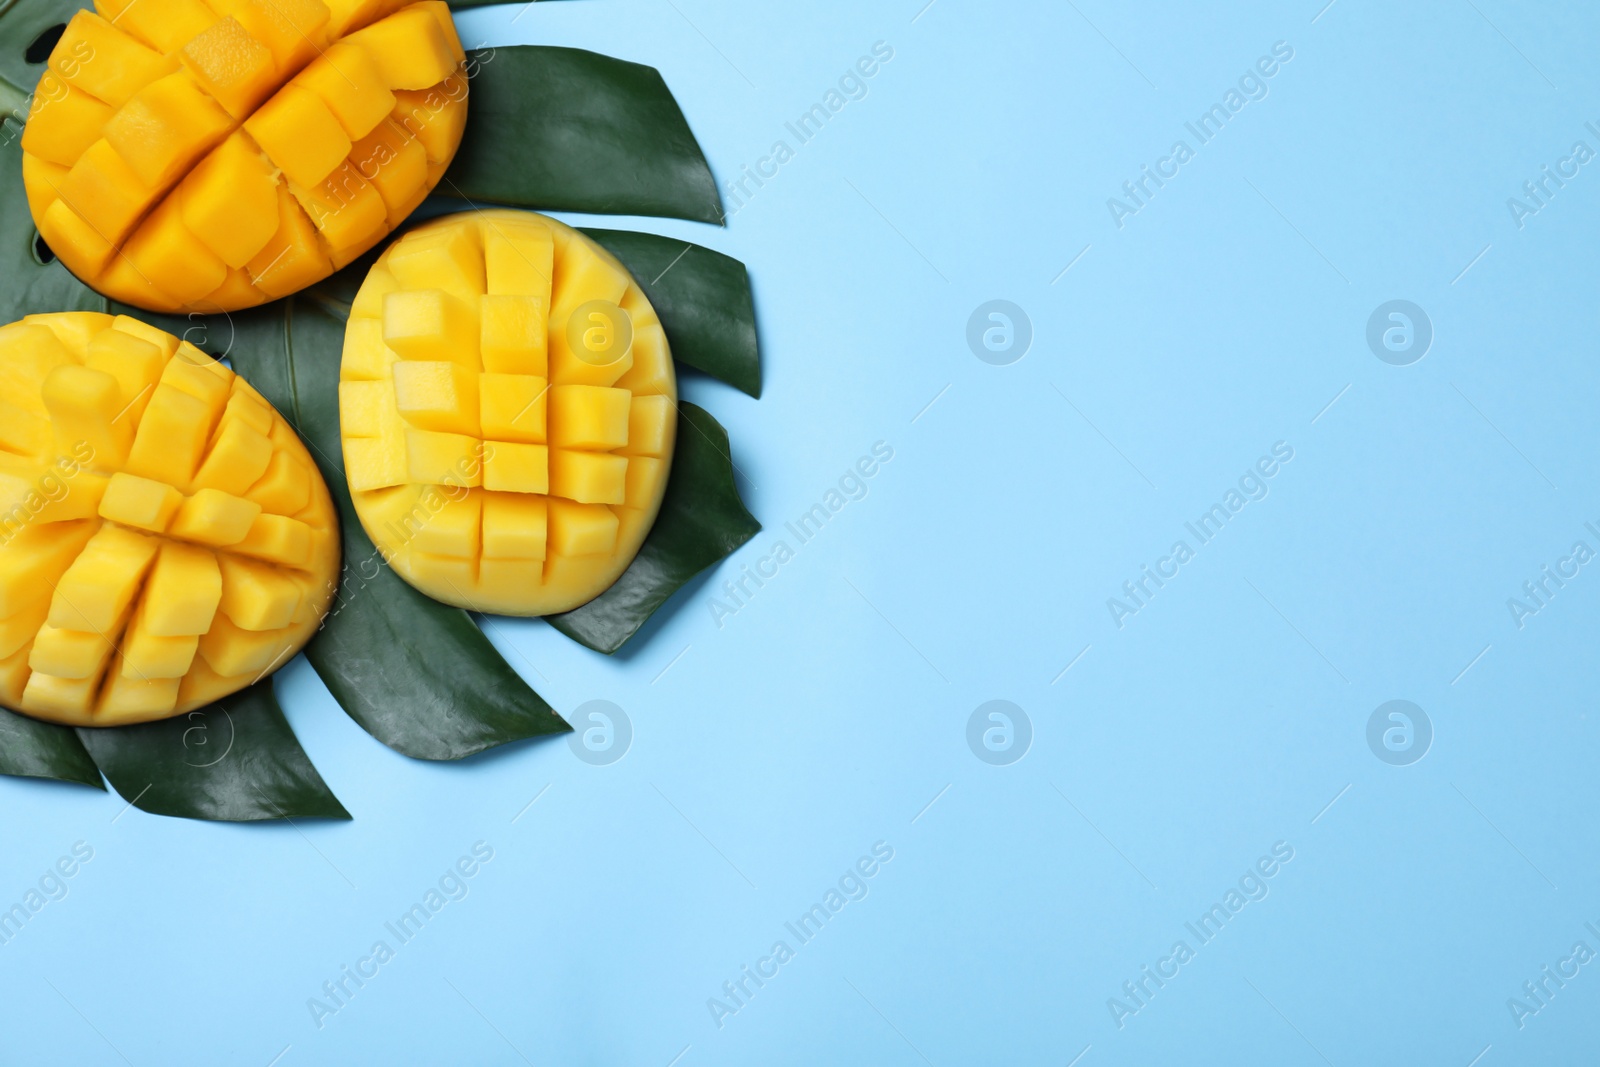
top-left (4, 0), bottom-right (1599, 1063)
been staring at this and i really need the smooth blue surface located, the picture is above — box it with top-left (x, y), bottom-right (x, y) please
top-left (4, 0), bottom-right (1599, 1063)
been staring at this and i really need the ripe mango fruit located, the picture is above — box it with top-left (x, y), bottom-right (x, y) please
top-left (0, 312), bottom-right (340, 726)
top-left (22, 0), bottom-right (468, 314)
top-left (340, 211), bottom-right (678, 616)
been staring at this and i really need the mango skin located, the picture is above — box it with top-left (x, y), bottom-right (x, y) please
top-left (22, 0), bottom-right (468, 315)
top-left (340, 211), bottom-right (678, 617)
top-left (0, 312), bottom-right (340, 726)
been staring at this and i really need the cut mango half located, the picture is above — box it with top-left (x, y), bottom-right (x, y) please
top-left (0, 312), bottom-right (340, 726)
top-left (340, 210), bottom-right (678, 616)
top-left (22, 0), bottom-right (468, 314)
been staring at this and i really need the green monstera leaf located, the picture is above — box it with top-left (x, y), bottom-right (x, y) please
top-left (442, 46), bottom-right (725, 225)
top-left (0, 706), bottom-right (102, 788)
top-left (78, 681), bottom-right (349, 822)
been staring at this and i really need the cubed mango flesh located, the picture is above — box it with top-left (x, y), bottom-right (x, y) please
top-left (22, 0), bottom-right (469, 314)
top-left (0, 313), bottom-right (339, 726)
top-left (341, 211), bottom-right (678, 616)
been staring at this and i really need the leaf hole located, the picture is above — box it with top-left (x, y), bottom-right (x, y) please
top-left (31, 230), bottom-right (55, 265)
top-left (25, 24), bottom-right (66, 64)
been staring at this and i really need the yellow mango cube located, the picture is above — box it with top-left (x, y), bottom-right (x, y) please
top-left (106, 0), bottom-right (217, 53)
top-left (298, 43), bottom-right (396, 139)
top-left (481, 492), bottom-right (546, 560)
top-left (99, 472), bottom-right (184, 532)
top-left (346, 4), bottom-right (458, 89)
top-left (340, 317), bottom-right (395, 380)
top-left (163, 345), bottom-right (233, 407)
top-left (0, 407), bottom-right (49, 458)
top-left (218, 555), bottom-right (302, 630)
top-left (97, 679), bottom-right (179, 720)
top-left (122, 603), bottom-right (200, 678)
top-left (0, 460), bottom-right (100, 522)
top-left (349, 264), bottom-right (393, 317)
top-left (233, 0), bottom-right (331, 73)
top-left (124, 199), bottom-right (228, 305)
top-left (552, 236), bottom-right (630, 316)
top-left (340, 380), bottom-right (394, 437)
top-left (625, 394), bottom-right (675, 457)
top-left (180, 17), bottom-right (279, 119)
top-left (482, 442), bottom-right (547, 495)
top-left (23, 310), bottom-right (110, 350)
top-left (484, 219), bottom-right (553, 297)
top-left (392, 83), bottom-right (467, 163)
top-left (23, 671), bottom-right (100, 717)
top-left (387, 224), bottom-right (483, 296)
top-left (56, 140), bottom-right (156, 247)
top-left (102, 71), bottom-right (233, 190)
top-left (198, 612), bottom-right (296, 676)
top-left (549, 449), bottom-right (626, 505)
top-left (143, 543), bottom-right (222, 635)
top-left (407, 552), bottom-right (474, 593)
top-left (620, 286), bottom-right (661, 330)
top-left (85, 328), bottom-right (164, 418)
top-left (479, 294), bottom-right (548, 375)
top-left (48, 524), bottom-right (159, 633)
top-left (38, 200), bottom-right (116, 277)
top-left (549, 385), bottom-right (630, 450)
top-left (232, 513), bottom-right (314, 568)
top-left (0, 522), bottom-right (97, 617)
top-left (295, 164), bottom-right (389, 268)
top-left (349, 120), bottom-right (428, 225)
top-left (20, 81), bottom-right (114, 166)
top-left (549, 305), bottom-right (634, 388)
top-left (419, 0), bottom-right (466, 63)
top-left (0, 602), bottom-right (50, 660)
top-left (547, 499), bottom-right (618, 557)
top-left (393, 360), bottom-right (478, 434)
top-left (124, 384), bottom-right (211, 486)
top-left (29, 472), bottom-right (109, 526)
top-left (29, 625), bottom-right (114, 680)
top-left (169, 489), bottom-right (262, 546)
top-left (405, 429), bottom-right (483, 486)
top-left (178, 133), bottom-right (281, 269)
top-left (247, 183), bottom-right (333, 300)
top-left (344, 436), bottom-right (408, 491)
top-left (193, 417), bottom-right (274, 494)
top-left (41, 365), bottom-right (133, 467)
top-left (623, 457), bottom-right (664, 510)
top-left (225, 384), bottom-right (275, 435)
top-left (98, 668), bottom-right (183, 722)
top-left (477, 559), bottom-right (542, 589)
top-left (617, 324), bottom-right (674, 397)
top-left (410, 490), bottom-right (479, 558)
top-left (22, 153), bottom-right (66, 220)
top-left (53, 11), bottom-right (175, 109)
top-left (479, 374), bottom-right (547, 443)
top-left (384, 289), bottom-right (477, 363)
top-left (111, 315), bottom-right (179, 357)
top-left (322, 0), bottom-right (390, 36)
top-left (0, 323), bottom-right (73, 397)
top-left (246, 85), bottom-right (353, 189)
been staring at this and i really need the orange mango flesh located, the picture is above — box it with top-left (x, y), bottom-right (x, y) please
top-left (340, 211), bottom-right (678, 616)
top-left (0, 312), bottom-right (340, 726)
top-left (21, 0), bottom-right (468, 314)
